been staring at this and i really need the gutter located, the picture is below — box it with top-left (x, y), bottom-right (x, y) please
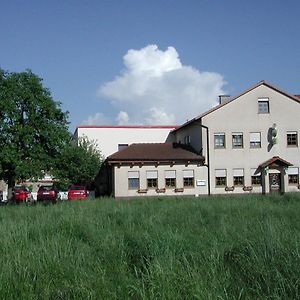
top-left (199, 121), bottom-right (210, 196)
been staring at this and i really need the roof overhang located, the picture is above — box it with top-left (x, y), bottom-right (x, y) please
top-left (106, 158), bottom-right (204, 166)
top-left (259, 156), bottom-right (293, 169)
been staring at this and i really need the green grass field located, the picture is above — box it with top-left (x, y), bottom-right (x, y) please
top-left (0, 194), bottom-right (300, 299)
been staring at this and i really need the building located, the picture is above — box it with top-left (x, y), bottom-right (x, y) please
top-left (173, 80), bottom-right (300, 195)
top-left (97, 143), bottom-right (206, 198)
top-left (97, 80), bottom-right (300, 197)
top-left (74, 125), bottom-right (177, 158)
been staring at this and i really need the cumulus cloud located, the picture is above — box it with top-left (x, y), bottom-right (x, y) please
top-left (98, 44), bottom-right (226, 125)
top-left (116, 111), bottom-right (130, 125)
top-left (82, 112), bottom-right (111, 125)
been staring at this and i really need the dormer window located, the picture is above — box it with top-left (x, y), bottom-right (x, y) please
top-left (258, 98), bottom-right (269, 114)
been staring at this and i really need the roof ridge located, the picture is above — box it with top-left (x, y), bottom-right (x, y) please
top-left (173, 80), bottom-right (300, 132)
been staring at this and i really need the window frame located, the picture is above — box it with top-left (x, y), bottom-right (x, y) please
top-left (147, 178), bottom-right (158, 188)
top-left (214, 133), bottom-right (226, 149)
top-left (146, 171), bottom-right (158, 189)
top-left (128, 171), bottom-right (140, 190)
top-left (251, 175), bottom-right (262, 186)
top-left (215, 169), bottom-right (227, 187)
top-left (288, 174), bottom-right (298, 185)
top-left (183, 170), bottom-right (194, 188)
top-left (165, 178), bottom-right (176, 188)
top-left (232, 133), bottom-right (243, 149)
top-left (233, 169), bottom-right (244, 186)
top-left (287, 131), bottom-right (298, 147)
top-left (288, 167), bottom-right (299, 185)
top-left (184, 135), bottom-right (191, 145)
top-left (258, 98), bottom-right (270, 114)
top-left (250, 132), bottom-right (261, 148)
top-left (165, 170), bottom-right (176, 188)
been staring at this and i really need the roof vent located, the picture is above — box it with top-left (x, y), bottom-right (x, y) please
top-left (218, 95), bottom-right (230, 105)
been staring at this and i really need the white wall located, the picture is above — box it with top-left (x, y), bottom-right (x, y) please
top-left (174, 83), bottom-right (300, 195)
top-left (113, 163), bottom-right (208, 198)
top-left (202, 84), bottom-right (300, 194)
top-left (75, 126), bottom-right (176, 158)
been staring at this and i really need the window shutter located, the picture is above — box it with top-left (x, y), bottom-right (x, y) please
top-left (250, 132), bottom-right (261, 142)
top-left (128, 171), bottom-right (139, 179)
top-left (165, 170), bottom-right (176, 178)
top-left (233, 169), bottom-right (244, 176)
top-left (183, 170), bottom-right (194, 178)
top-left (288, 167), bottom-right (298, 175)
top-left (215, 169), bottom-right (226, 177)
top-left (146, 171), bottom-right (158, 179)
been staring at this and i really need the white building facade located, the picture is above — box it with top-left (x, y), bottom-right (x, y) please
top-left (74, 125), bottom-right (176, 158)
top-left (173, 81), bottom-right (300, 195)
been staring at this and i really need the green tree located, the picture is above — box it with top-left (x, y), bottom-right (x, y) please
top-left (0, 69), bottom-right (69, 197)
top-left (53, 137), bottom-right (103, 188)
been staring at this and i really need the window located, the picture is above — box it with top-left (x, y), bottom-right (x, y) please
top-left (184, 135), bottom-right (191, 145)
top-left (232, 133), bottom-right (243, 148)
top-left (118, 144), bottom-right (128, 151)
top-left (258, 98), bottom-right (269, 113)
top-left (287, 131), bottom-right (298, 147)
top-left (214, 133), bottom-right (225, 148)
top-left (183, 170), bottom-right (194, 187)
top-left (233, 169), bottom-right (244, 186)
top-left (128, 171), bottom-right (139, 189)
top-left (251, 169), bottom-right (261, 186)
top-left (288, 167), bottom-right (299, 185)
top-left (250, 132), bottom-right (261, 148)
top-left (215, 169), bottom-right (226, 187)
top-left (146, 171), bottom-right (158, 188)
top-left (165, 170), bottom-right (176, 188)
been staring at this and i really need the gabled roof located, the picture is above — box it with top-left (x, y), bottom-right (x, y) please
top-left (173, 80), bottom-right (300, 132)
top-left (259, 156), bottom-right (293, 169)
top-left (106, 143), bottom-right (204, 164)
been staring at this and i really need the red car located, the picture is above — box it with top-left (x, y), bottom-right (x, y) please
top-left (37, 186), bottom-right (59, 203)
top-left (12, 186), bottom-right (33, 203)
top-left (68, 185), bottom-right (88, 200)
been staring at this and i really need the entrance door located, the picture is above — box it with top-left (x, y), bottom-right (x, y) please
top-left (269, 173), bottom-right (281, 193)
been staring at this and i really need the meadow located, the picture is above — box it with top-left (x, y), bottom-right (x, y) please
top-left (0, 194), bottom-right (299, 299)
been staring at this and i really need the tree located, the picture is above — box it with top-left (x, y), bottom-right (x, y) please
top-left (52, 137), bottom-right (103, 188)
top-left (0, 69), bottom-right (70, 197)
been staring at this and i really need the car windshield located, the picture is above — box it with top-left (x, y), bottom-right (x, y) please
top-left (14, 186), bottom-right (28, 191)
top-left (39, 186), bottom-right (53, 191)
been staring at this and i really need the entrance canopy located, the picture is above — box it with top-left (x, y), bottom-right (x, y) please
top-left (259, 156), bottom-right (293, 169)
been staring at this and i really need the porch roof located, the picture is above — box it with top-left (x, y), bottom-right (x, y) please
top-left (259, 156), bottom-right (293, 169)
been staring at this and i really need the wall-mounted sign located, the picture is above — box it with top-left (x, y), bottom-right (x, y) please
top-left (196, 180), bottom-right (206, 186)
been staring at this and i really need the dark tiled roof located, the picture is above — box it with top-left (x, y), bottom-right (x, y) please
top-left (295, 95), bottom-right (300, 100)
top-left (107, 143), bottom-right (204, 163)
top-left (259, 156), bottom-right (292, 168)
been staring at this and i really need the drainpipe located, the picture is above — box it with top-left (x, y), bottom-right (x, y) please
top-left (199, 121), bottom-right (210, 196)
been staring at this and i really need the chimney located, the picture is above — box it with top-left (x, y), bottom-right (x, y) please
top-left (218, 95), bottom-right (230, 105)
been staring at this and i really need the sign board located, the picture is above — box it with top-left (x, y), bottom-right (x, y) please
top-left (196, 180), bottom-right (206, 186)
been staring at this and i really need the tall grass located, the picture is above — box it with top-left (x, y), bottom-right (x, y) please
top-left (0, 194), bottom-right (300, 299)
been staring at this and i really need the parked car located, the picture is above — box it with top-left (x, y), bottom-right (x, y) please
top-left (68, 185), bottom-right (88, 200)
top-left (12, 186), bottom-right (33, 203)
top-left (37, 185), bottom-right (60, 203)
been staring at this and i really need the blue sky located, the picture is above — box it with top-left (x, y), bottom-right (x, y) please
top-left (1, 0), bottom-right (300, 132)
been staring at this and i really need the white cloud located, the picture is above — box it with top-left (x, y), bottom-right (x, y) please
top-left (98, 44), bottom-right (226, 125)
top-left (116, 111), bottom-right (130, 125)
top-left (82, 112), bottom-right (111, 125)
